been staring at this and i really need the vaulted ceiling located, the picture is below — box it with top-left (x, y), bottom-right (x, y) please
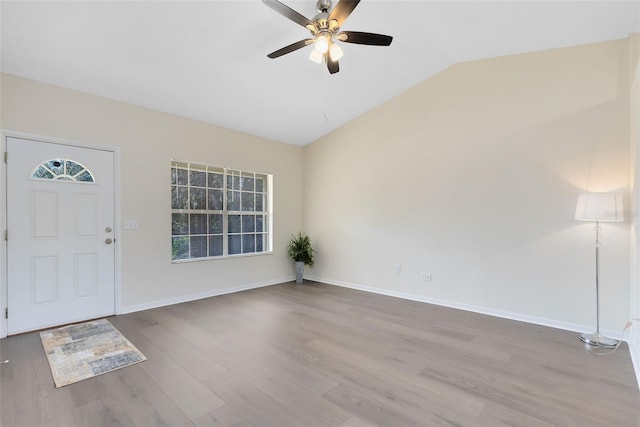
top-left (2, 1), bottom-right (639, 146)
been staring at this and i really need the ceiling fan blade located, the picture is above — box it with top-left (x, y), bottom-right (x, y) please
top-left (326, 53), bottom-right (340, 74)
top-left (338, 31), bottom-right (393, 46)
top-left (262, 0), bottom-right (313, 28)
top-left (267, 39), bottom-right (313, 59)
top-left (328, 0), bottom-right (361, 27)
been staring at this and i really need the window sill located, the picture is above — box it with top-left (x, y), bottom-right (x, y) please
top-left (171, 250), bottom-right (273, 264)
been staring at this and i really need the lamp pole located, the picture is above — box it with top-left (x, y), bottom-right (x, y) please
top-left (579, 219), bottom-right (618, 348)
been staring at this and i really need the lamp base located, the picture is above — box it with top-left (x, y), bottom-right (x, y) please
top-left (579, 333), bottom-right (619, 348)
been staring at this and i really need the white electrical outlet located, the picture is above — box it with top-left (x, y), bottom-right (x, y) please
top-left (394, 264), bottom-right (402, 274)
top-left (420, 272), bottom-right (432, 281)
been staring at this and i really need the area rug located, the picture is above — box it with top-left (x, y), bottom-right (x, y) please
top-left (40, 318), bottom-right (146, 388)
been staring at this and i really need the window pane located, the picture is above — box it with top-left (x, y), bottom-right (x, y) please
top-left (190, 236), bottom-right (207, 258)
top-left (172, 186), bottom-right (189, 209)
top-left (46, 160), bottom-right (64, 175)
top-left (255, 194), bottom-right (264, 212)
top-left (242, 234), bottom-right (256, 253)
top-left (172, 213), bottom-right (189, 235)
top-left (242, 215), bottom-right (255, 232)
top-left (207, 189), bottom-right (223, 211)
top-left (227, 172), bottom-right (240, 190)
top-left (190, 214), bottom-right (207, 235)
top-left (241, 175), bottom-right (255, 191)
top-left (256, 215), bottom-right (264, 232)
top-left (209, 214), bottom-right (223, 234)
top-left (66, 161), bottom-right (84, 176)
top-left (208, 172), bottom-right (223, 188)
top-left (229, 235), bottom-right (241, 255)
top-left (33, 165), bottom-right (54, 179)
top-left (209, 235), bottom-right (223, 257)
top-left (171, 186), bottom-right (177, 208)
top-left (228, 215), bottom-right (241, 233)
top-left (256, 234), bottom-right (264, 252)
top-left (177, 168), bottom-right (188, 185)
top-left (171, 163), bottom-right (189, 185)
top-left (241, 193), bottom-right (255, 211)
top-left (190, 188), bottom-right (206, 210)
top-left (172, 237), bottom-right (189, 260)
top-left (255, 176), bottom-right (265, 192)
top-left (76, 171), bottom-right (94, 182)
top-left (227, 191), bottom-right (240, 211)
top-left (190, 170), bottom-right (206, 187)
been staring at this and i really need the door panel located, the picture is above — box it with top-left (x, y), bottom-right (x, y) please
top-left (75, 194), bottom-right (98, 237)
top-left (32, 191), bottom-right (58, 238)
top-left (32, 255), bottom-right (58, 303)
top-left (6, 137), bottom-right (115, 334)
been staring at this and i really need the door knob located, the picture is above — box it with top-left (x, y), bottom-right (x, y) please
top-left (105, 238), bottom-right (113, 245)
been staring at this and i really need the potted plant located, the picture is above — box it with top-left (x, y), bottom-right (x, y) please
top-left (287, 232), bottom-right (315, 284)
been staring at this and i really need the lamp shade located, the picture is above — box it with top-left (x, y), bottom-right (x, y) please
top-left (574, 193), bottom-right (624, 222)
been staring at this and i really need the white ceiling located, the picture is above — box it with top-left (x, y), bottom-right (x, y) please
top-left (1, 1), bottom-right (639, 146)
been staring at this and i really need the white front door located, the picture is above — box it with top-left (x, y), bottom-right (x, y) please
top-left (6, 137), bottom-right (115, 334)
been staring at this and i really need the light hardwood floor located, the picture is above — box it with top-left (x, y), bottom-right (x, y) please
top-left (1, 281), bottom-right (639, 426)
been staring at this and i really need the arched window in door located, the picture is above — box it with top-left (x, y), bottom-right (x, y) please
top-left (31, 159), bottom-right (95, 183)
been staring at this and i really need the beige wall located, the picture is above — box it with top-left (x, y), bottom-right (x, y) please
top-left (0, 73), bottom-right (304, 313)
top-left (629, 33), bottom-right (640, 383)
top-left (304, 38), bottom-right (633, 333)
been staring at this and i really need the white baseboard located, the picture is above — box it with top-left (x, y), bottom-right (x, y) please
top-left (306, 275), bottom-right (627, 341)
top-left (119, 276), bottom-right (294, 314)
top-left (629, 331), bottom-right (640, 390)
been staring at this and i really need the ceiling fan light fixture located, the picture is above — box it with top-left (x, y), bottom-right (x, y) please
top-left (329, 42), bottom-right (343, 61)
top-left (309, 48), bottom-right (324, 63)
top-left (314, 34), bottom-right (330, 53)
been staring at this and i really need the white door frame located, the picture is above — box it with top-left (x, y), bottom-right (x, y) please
top-left (0, 130), bottom-right (122, 338)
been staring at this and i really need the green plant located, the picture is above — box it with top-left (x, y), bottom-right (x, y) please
top-left (287, 232), bottom-right (315, 267)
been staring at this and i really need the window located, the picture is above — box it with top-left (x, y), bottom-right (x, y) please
top-left (171, 161), bottom-right (272, 261)
top-left (32, 159), bottom-right (95, 182)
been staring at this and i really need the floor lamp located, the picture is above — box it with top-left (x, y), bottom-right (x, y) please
top-left (574, 193), bottom-right (624, 348)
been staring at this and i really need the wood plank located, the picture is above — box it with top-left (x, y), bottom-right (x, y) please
top-left (193, 404), bottom-right (255, 427)
top-left (138, 324), bottom-right (228, 381)
top-left (110, 317), bottom-right (226, 420)
top-left (103, 365), bottom-right (195, 426)
top-left (203, 371), bottom-right (305, 427)
top-left (0, 333), bottom-right (77, 427)
top-left (339, 416), bottom-right (379, 427)
top-left (304, 337), bottom-right (485, 424)
top-left (72, 397), bottom-right (137, 426)
top-left (322, 383), bottom-right (425, 427)
top-left (134, 335), bottom-right (226, 420)
top-left (213, 330), bottom-right (340, 395)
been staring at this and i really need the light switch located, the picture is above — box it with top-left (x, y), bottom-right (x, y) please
top-left (124, 220), bottom-right (139, 230)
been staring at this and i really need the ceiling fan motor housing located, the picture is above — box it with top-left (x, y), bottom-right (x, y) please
top-left (317, 0), bottom-right (331, 13)
top-left (311, 13), bottom-right (331, 34)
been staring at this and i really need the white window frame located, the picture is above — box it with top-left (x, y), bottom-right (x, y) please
top-left (171, 160), bottom-right (273, 262)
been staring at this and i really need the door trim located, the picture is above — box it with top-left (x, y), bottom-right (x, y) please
top-left (0, 130), bottom-right (122, 338)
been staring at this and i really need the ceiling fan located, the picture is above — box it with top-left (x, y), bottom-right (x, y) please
top-left (263, 0), bottom-right (393, 74)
